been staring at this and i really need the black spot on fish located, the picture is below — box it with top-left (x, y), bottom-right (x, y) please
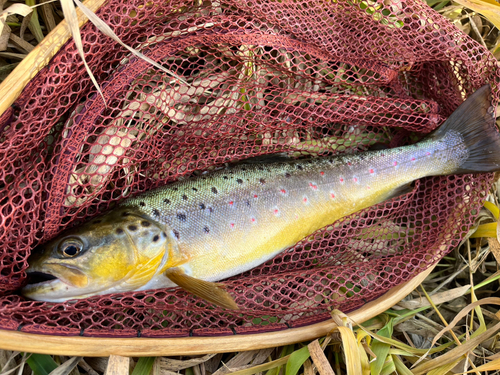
top-left (200, 203), bottom-right (206, 209)
top-left (152, 209), bottom-right (160, 218)
top-left (164, 198), bottom-right (170, 204)
top-left (173, 230), bottom-right (180, 239)
top-left (257, 166), bottom-right (264, 171)
top-left (211, 187), bottom-right (218, 194)
top-left (177, 213), bottom-right (187, 222)
top-left (204, 226), bottom-right (210, 233)
top-left (259, 178), bottom-right (266, 184)
top-left (139, 201), bottom-right (145, 207)
top-left (162, 232), bottom-right (166, 237)
top-left (285, 172), bottom-right (291, 178)
top-left (236, 178), bottom-right (243, 184)
top-left (223, 176), bottom-right (228, 180)
top-left (182, 194), bottom-right (188, 201)
top-left (208, 206), bottom-right (213, 213)
top-left (173, 187), bottom-right (178, 191)
top-left (116, 228), bottom-right (124, 234)
top-left (192, 187), bottom-right (198, 192)
top-left (128, 225), bottom-right (137, 231)
top-left (122, 212), bottom-right (130, 217)
top-left (141, 221), bottom-right (150, 227)
top-left (152, 235), bottom-right (159, 242)
top-left (297, 164), bottom-right (303, 170)
top-left (245, 200), bottom-right (251, 207)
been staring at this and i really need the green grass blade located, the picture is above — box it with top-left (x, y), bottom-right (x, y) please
top-left (433, 0), bottom-right (450, 10)
top-left (24, 0), bottom-right (44, 43)
top-left (392, 355), bottom-right (414, 375)
top-left (380, 355), bottom-right (396, 375)
top-left (26, 354), bottom-right (58, 375)
top-left (470, 271), bottom-right (500, 290)
top-left (266, 345), bottom-right (295, 375)
top-left (369, 318), bottom-right (394, 375)
top-left (131, 357), bottom-right (155, 375)
top-left (265, 365), bottom-right (280, 375)
top-left (285, 346), bottom-right (310, 375)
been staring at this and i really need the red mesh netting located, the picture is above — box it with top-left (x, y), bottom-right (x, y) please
top-left (0, 0), bottom-right (499, 338)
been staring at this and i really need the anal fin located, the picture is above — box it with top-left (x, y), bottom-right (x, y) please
top-left (165, 268), bottom-right (239, 310)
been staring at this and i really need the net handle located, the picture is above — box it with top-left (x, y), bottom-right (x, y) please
top-left (0, 264), bottom-right (434, 356)
top-left (0, 0), bottom-right (107, 116)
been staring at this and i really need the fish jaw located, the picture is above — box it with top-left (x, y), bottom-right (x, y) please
top-left (22, 253), bottom-right (151, 302)
top-left (22, 263), bottom-right (90, 302)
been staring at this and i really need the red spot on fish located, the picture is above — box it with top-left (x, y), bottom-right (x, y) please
top-left (353, 177), bottom-right (358, 183)
top-left (411, 157), bottom-right (416, 161)
top-left (393, 161), bottom-right (398, 166)
top-left (367, 186), bottom-right (371, 189)
top-left (229, 201), bottom-right (234, 206)
top-left (309, 182), bottom-right (318, 190)
top-left (251, 217), bottom-right (256, 223)
top-left (280, 189), bottom-right (287, 194)
top-left (274, 209), bottom-right (279, 215)
top-left (347, 162), bottom-right (352, 166)
top-left (340, 177), bottom-right (344, 183)
top-left (330, 193), bottom-right (335, 199)
top-left (369, 169), bottom-right (374, 174)
top-left (254, 194), bottom-right (258, 198)
top-left (426, 151), bottom-right (431, 156)
top-left (230, 222), bottom-right (235, 228)
top-left (303, 197), bottom-right (308, 203)
top-left (320, 171), bottom-right (325, 176)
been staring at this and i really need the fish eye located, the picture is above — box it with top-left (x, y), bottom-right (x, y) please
top-left (58, 238), bottom-right (84, 258)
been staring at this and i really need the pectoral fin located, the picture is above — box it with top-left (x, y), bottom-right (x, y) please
top-left (165, 268), bottom-right (239, 310)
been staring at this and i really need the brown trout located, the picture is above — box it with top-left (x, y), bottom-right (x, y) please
top-left (22, 85), bottom-right (500, 308)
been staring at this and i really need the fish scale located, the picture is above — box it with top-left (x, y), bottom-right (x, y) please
top-left (121, 131), bottom-right (467, 288)
top-left (22, 85), bottom-right (500, 307)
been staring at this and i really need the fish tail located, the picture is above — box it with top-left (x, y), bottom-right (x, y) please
top-left (430, 84), bottom-right (500, 174)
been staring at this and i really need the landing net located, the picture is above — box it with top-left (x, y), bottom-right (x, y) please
top-left (0, 0), bottom-right (498, 337)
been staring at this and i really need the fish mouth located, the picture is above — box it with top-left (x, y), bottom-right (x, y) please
top-left (21, 268), bottom-right (87, 302)
top-left (22, 264), bottom-right (89, 301)
top-left (25, 271), bottom-right (59, 286)
top-left (21, 270), bottom-right (62, 300)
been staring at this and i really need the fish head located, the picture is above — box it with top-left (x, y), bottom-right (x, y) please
top-left (22, 209), bottom-right (169, 302)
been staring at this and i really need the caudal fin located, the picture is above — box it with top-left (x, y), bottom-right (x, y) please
top-left (430, 84), bottom-right (500, 174)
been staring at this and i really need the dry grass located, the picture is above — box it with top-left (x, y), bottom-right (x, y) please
top-left (1, 0), bottom-right (500, 374)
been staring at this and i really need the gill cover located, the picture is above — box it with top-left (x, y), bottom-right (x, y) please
top-left (22, 209), bottom-right (169, 302)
